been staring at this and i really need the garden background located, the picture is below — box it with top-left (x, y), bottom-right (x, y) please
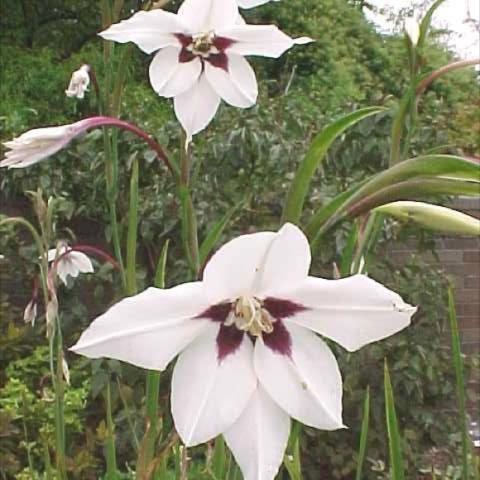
top-left (0, 0), bottom-right (479, 478)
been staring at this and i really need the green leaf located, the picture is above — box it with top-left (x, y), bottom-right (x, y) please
top-left (355, 386), bottom-right (370, 480)
top-left (375, 201), bottom-right (480, 236)
top-left (340, 222), bottom-right (359, 276)
top-left (282, 106), bottom-right (386, 224)
top-left (417, 0), bottom-right (448, 50)
top-left (384, 361), bottom-right (405, 480)
top-left (154, 240), bottom-right (170, 289)
top-left (199, 203), bottom-right (240, 267)
top-left (447, 288), bottom-right (469, 480)
top-left (306, 155), bottom-right (480, 244)
top-left (211, 436), bottom-right (227, 479)
top-left (126, 157), bottom-right (139, 296)
top-left (346, 177), bottom-right (480, 218)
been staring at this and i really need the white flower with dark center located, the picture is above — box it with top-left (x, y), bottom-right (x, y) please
top-left (65, 64), bottom-right (91, 99)
top-left (71, 223), bottom-right (415, 480)
top-left (48, 245), bottom-right (94, 285)
top-left (0, 120), bottom-right (93, 169)
top-left (99, 0), bottom-right (311, 143)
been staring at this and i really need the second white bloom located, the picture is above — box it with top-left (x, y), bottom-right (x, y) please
top-left (99, 0), bottom-right (311, 143)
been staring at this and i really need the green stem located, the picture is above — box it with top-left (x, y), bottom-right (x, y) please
top-left (126, 157), bottom-right (139, 296)
top-left (179, 134), bottom-right (200, 277)
top-left (105, 380), bottom-right (118, 480)
top-left (52, 316), bottom-right (67, 479)
top-left (115, 376), bottom-right (140, 452)
top-left (447, 288), bottom-right (469, 480)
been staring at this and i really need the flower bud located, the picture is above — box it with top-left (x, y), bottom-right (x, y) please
top-left (23, 299), bottom-right (38, 326)
top-left (62, 357), bottom-right (71, 386)
top-left (65, 64), bottom-right (90, 99)
top-left (404, 17), bottom-right (420, 46)
top-left (375, 201), bottom-right (480, 236)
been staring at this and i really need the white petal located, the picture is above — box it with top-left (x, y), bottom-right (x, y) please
top-left (171, 327), bottom-right (256, 446)
top-left (47, 246), bottom-right (68, 262)
top-left (149, 47), bottom-right (202, 98)
top-left (255, 323), bottom-right (344, 430)
top-left (282, 275), bottom-right (416, 352)
top-left (224, 387), bottom-right (290, 480)
top-left (174, 75), bottom-right (221, 143)
top-left (99, 10), bottom-right (186, 54)
top-left (204, 55), bottom-right (257, 108)
top-left (236, 0), bottom-right (276, 8)
top-left (69, 251), bottom-right (94, 274)
top-left (253, 222), bottom-right (310, 297)
top-left (70, 283), bottom-right (211, 370)
top-left (202, 223), bottom-right (309, 303)
top-left (56, 261), bottom-right (71, 285)
top-left (217, 25), bottom-right (296, 58)
top-left (202, 231), bottom-right (276, 303)
top-left (178, 0), bottom-right (238, 32)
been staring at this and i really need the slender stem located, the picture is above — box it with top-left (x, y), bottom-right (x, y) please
top-left (126, 157), bottom-right (139, 296)
top-left (416, 59), bottom-right (479, 97)
top-left (105, 380), bottom-right (118, 480)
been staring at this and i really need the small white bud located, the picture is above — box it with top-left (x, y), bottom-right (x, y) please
top-left (404, 17), bottom-right (420, 46)
top-left (65, 64), bottom-right (91, 99)
top-left (23, 299), bottom-right (38, 326)
top-left (62, 357), bottom-right (71, 386)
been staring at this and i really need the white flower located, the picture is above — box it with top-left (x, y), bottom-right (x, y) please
top-left (48, 245), bottom-right (94, 285)
top-left (236, 0), bottom-right (279, 8)
top-left (0, 119), bottom-right (92, 169)
top-left (404, 17), bottom-right (420, 46)
top-left (71, 223), bottom-right (415, 480)
top-left (65, 64), bottom-right (91, 99)
top-left (99, 0), bottom-right (311, 143)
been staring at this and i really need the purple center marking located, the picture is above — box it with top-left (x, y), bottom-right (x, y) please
top-left (196, 297), bottom-right (307, 361)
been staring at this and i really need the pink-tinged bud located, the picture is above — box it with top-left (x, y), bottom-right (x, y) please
top-left (0, 119), bottom-right (94, 169)
top-left (65, 64), bottom-right (90, 99)
top-left (23, 299), bottom-right (38, 326)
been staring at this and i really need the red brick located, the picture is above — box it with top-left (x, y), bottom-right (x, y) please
top-left (458, 316), bottom-right (480, 329)
top-left (443, 238), bottom-right (480, 249)
top-left (455, 289), bottom-right (480, 302)
top-left (460, 328), bottom-right (480, 345)
top-left (465, 277), bottom-right (480, 289)
top-left (456, 303), bottom-right (480, 317)
top-left (464, 251), bottom-right (480, 263)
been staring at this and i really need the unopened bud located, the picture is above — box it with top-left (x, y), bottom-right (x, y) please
top-left (65, 64), bottom-right (90, 99)
top-left (23, 299), bottom-right (38, 326)
top-left (62, 357), bottom-right (71, 386)
top-left (46, 298), bottom-right (58, 338)
top-left (375, 201), bottom-right (480, 236)
top-left (404, 17), bottom-right (420, 46)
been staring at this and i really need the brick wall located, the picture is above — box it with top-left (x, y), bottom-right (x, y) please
top-left (389, 197), bottom-right (480, 355)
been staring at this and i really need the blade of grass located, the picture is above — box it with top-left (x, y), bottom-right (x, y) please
top-left (447, 287), bottom-right (469, 480)
top-left (384, 360), bottom-right (405, 480)
top-left (355, 386), bottom-right (370, 480)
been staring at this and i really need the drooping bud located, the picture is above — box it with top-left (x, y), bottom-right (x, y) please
top-left (404, 17), bottom-right (420, 46)
top-left (62, 357), bottom-right (71, 385)
top-left (65, 64), bottom-right (91, 99)
top-left (23, 299), bottom-right (38, 326)
top-left (46, 297), bottom-right (59, 338)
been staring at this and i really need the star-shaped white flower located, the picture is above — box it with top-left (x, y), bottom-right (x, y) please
top-left (99, 0), bottom-right (311, 143)
top-left (236, 0), bottom-right (279, 8)
top-left (71, 223), bottom-right (414, 480)
top-left (48, 245), bottom-right (94, 285)
top-left (65, 64), bottom-right (91, 99)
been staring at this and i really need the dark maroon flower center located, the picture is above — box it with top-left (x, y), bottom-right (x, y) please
top-left (174, 33), bottom-right (235, 72)
top-left (197, 297), bottom-right (307, 362)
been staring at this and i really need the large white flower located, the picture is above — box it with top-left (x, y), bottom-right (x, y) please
top-left (48, 245), bottom-right (94, 285)
top-left (71, 223), bottom-right (414, 480)
top-left (99, 0), bottom-right (311, 143)
top-left (236, 0), bottom-right (279, 8)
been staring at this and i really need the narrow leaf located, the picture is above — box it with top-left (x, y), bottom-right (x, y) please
top-left (307, 155), bottom-right (480, 244)
top-left (282, 106), bottom-right (386, 224)
top-left (417, 0), bottom-right (448, 50)
top-left (355, 386), bottom-right (370, 480)
top-left (375, 201), bottom-right (480, 236)
top-left (212, 436), bottom-right (227, 479)
top-left (384, 361), bottom-right (405, 480)
top-left (447, 288), bottom-right (469, 480)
